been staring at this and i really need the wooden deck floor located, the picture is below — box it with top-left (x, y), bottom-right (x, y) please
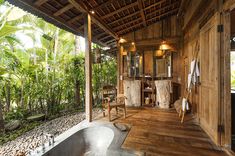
top-left (94, 108), bottom-right (227, 156)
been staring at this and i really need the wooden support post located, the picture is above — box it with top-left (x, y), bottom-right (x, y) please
top-left (117, 42), bottom-right (120, 94)
top-left (84, 13), bottom-right (92, 122)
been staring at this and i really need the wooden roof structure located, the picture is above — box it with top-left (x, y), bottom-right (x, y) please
top-left (7, 0), bottom-right (181, 48)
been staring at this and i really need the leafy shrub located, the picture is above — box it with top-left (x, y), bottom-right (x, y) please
top-left (4, 108), bottom-right (29, 121)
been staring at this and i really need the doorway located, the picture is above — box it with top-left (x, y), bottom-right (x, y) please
top-left (230, 9), bottom-right (235, 152)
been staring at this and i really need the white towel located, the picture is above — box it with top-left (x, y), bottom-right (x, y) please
top-left (182, 98), bottom-right (189, 111)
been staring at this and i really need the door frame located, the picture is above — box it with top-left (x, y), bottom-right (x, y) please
top-left (220, 0), bottom-right (235, 148)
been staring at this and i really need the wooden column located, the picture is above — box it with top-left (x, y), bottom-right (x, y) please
top-left (84, 13), bottom-right (92, 122)
top-left (117, 42), bottom-right (120, 94)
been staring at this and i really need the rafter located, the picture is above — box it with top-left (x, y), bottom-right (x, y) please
top-left (69, 0), bottom-right (119, 40)
top-left (99, 35), bottom-right (112, 41)
top-left (146, 8), bottom-right (179, 22)
top-left (109, 11), bottom-right (140, 26)
top-left (94, 32), bottom-right (107, 39)
top-left (146, 1), bottom-right (180, 19)
top-left (114, 17), bottom-right (142, 31)
top-left (67, 14), bottom-right (84, 24)
top-left (53, 3), bottom-right (73, 16)
top-left (93, 0), bottom-right (114, 11)
top-left (34, 0), bottom-right (48, 6)
top-left (144, 0), bottom-right (167, 11)
top-left (137, 0), bottom-right (147, 27)
top-left (101, 1), bottom-right (138, 19)
top-left (117, 22), bottom-right (143, 35)
top-left (106, 39), bottom-right (116, 45)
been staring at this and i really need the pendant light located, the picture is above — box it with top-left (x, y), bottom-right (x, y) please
top-left (129, 31), bottom-right (136, 52)
top-left (159, 19), bottom-right (171, 51)
top-left (155, 49), bottom-right (164, 57)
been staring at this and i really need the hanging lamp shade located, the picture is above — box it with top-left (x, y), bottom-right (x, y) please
top-left (159, 41), bottom-right (171, 50)
top-left (122, 49), bottom-right (127, 55)
top-left (129, 42), bottom-right (136, 52)
top-left (155, 49), bottom-right (164, 57)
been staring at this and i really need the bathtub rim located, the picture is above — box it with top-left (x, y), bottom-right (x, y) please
top-left (31, 120), bottom-right (134, 156)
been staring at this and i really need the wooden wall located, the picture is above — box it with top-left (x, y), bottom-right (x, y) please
top-left (118, 1), bottom-right (234, 148)
top-left (180, 0), bottom-right (234, 147)
top-left (118, 15), bottom-right (183, 94)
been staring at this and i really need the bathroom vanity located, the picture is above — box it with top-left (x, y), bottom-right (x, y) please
top-left (122, 50), bottom-right (180, 108)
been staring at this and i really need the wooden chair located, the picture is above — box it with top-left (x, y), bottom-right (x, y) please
top-left (102, 85), bottom-right (127, 121)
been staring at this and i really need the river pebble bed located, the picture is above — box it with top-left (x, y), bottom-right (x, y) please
top-left (0, 109), bottom-right (101, 156)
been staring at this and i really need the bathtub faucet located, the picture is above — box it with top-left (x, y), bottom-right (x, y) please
top-left (44, 133), bottom-right (55, 146)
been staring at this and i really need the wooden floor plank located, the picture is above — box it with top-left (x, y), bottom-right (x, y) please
top-left (94, 108), bottom-right (228, 156)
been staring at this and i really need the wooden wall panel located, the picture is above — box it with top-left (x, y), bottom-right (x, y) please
top-left (120, 15), bottom-right (182, 84)
top-left (144, 51), bottom-right (153, 75)
top-left (122, 15), bottom-right (181, 42)
top-left (181, 0), bottom-right (225, 146)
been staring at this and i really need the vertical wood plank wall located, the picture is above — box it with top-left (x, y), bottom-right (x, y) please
top-left (117, 0), bottom-right (234, 147)
top-left (181, 0), bottom-right (234, 147)
top-left (118, 15), bottom-right (183, 94)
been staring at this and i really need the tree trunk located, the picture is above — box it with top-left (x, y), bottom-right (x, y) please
top-left (0, 91), bottom-right (4, 131)
top-left (74, 80), bottom-right (80, 108)
top-left (5, 81), bottom-right (11, 112)
top-left (20, 80), bottom-right (24, 108)
top-left (75, 35), bottom-right (80, 55)
top-left (74, 35), bottom-right (81, 108)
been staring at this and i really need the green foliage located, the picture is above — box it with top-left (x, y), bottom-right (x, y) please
top-left (0, 3), bottom-right (117, 137)
top-left (4, 108), bottom-right (29, 121)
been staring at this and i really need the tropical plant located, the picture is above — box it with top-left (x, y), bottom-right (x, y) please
top-left (0, 2), bottom-right (117, 133)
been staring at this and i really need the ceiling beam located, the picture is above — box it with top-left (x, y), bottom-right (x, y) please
top-left (121, 36), bottom-right (180, 46)
top-left (34, 0), bottom-right (49, 6)
top-left (93, 0), bottom-right (114, 11)
top-left (108, 11), bottom-right (140, 26)
top-left (117, 22), bottom-right (142, 35)
top-left (144, 0), bottom-right (167, 10)
top-left (69, 0), bottom-right (119, 40)
top-left (146, 8), bottom-right (179, 22)
top-left (101, 1), bottom-right (138, 19)
top-left (137, 0), bottom-right (147, 27)
top-left (53, 3), bottom-right (74, 16)
top-left (114, 17), bottom-right (142, 31)
top-left (67, 14), bottom-right (84, 24)
top-left (146, 1), bottom-right (180, 19)
top-left (106, 39), bottom-right (116, 45)
top-left (94, 32), bottom-right (107, 38)
top-left (99, 35), bottom-right (112, 41)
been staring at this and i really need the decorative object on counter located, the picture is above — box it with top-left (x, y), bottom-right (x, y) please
top-left (155, 80), bottom-right (172, 109)
top-left (145, 97), bottom-right (150, 105)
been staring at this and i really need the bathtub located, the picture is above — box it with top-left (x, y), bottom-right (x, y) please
top-left (31, 121), bottom-right (144, 156)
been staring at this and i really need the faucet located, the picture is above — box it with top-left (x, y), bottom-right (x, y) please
top-left (44, 133), bottom-right (55, 146)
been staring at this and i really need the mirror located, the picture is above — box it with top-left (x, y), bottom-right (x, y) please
top-left (155, 51), bottom-right (172, 78)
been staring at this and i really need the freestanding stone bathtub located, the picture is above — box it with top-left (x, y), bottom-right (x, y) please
top-left (43, 126), bottom-right (113, 156)
top-left (31, 121), bottom-right (144, 156)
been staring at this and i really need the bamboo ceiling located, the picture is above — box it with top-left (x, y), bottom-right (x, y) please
top-left (7, 0), bottom-right (181, 48)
